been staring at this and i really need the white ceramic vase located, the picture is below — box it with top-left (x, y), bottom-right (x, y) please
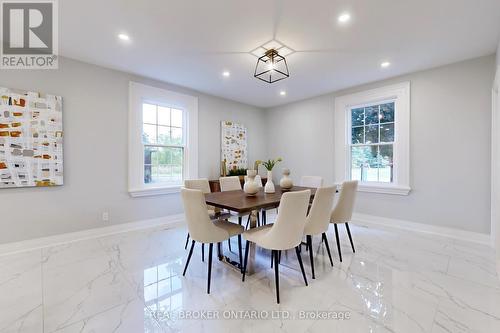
top-left (264, 170), bottom-right (275, 193)
top-left (279, 168), bottom-right (293, 190)
top-left (243, 169), bottom-right (259, 196)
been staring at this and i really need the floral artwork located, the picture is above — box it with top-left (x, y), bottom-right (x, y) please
top-left (0, 87), bottom-right (63, 188)
top-left (221, 121), bottom-right (247, 170)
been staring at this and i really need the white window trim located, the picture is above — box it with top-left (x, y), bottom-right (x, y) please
top-left (334, 82), bottom-right (411, 195)
top-left (128, 82), bottom-right (198, 197)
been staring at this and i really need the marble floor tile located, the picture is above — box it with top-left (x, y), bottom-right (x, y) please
top-left (41, 240), bottom-right (139, 332)
top-left (1, 222), bottom-right (499, 332)
top-left (0, 250), bottom-right (43, 333)
top-left (51, 297), bottom-right (163, 333)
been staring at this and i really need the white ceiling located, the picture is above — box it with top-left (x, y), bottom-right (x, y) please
top-left (59, 0), bottom-right (500, 108)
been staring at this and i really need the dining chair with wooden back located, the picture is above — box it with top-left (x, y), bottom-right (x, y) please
top-left (181, 188), bottom-right (244, 294)
top-left (242, 190), bottom-right (311, 304)
top-left (330, 180), bottom-right (358, 262)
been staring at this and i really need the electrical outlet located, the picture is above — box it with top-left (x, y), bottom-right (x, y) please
top-left (102, 212), bottom-right (109, 222)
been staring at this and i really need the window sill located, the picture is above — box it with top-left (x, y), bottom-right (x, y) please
top-left (129, 185), bottom-right (182, 197)
top-left (357, 183), bottom-right (411, 195)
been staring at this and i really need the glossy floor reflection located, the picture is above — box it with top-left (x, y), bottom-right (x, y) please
top-left (1, 220), bottom-right (499, 332)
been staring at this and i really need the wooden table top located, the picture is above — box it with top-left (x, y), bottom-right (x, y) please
top-left (204, 186), bottom-right (316, 213)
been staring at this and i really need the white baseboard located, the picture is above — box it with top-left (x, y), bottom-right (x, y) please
top-left (352, 213), bottom-right (492, 246)
top-left (0, 214), bottom-right (185, 257)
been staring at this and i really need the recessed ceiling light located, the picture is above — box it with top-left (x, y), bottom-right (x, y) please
top-left (222, 71), bottom-right (230, 77)
top-left (381, 61), bottom-right (391, 68)
top-left (338, 13), bottom-right (351, 23)
top-left (118, 33), bottom-right (130, 41)
top-left (279, 90), bottom-right (286, 96)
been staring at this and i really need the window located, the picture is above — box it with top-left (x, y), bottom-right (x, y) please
top-left (349, 101), bottom-right (395, 183)
top-left (142, 103), bottom-right (184, 185)
top-left (129, 82), bottom-right (198, 197)
top-left (334, 82), bottom-right (410, 195)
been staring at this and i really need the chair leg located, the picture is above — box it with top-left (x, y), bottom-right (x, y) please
top-left (273, 250), bottom-right (280, 304)
top-left (334, 224), bottom-right (342, 262)
top-left (238, 234), bottom-right (243, 271)
top-left (202, 243), bottom-right (205, 262)
top-left (322, 233), bottom-right (334, 266)
top-left (184, 233), bottom-right (190, 249)
top-left (307, 235), bottom-right (315, 279)
top-left (217, 242), bottom-right (223, 260)
top-left (345, 223), bottom-right (355, 253)
top-left (295, 246), bottom-right (308, 286)
top-left (245, 215), bottom-right (251, 229)
top-left (271, 250), bottom-right (281, 268)
top-left (242, 240), bottom-right (250, 282)
top-left (257, 213), bottom-right (260, 227)
top-left (183, 240), bottom-right (195, 276)
top-left (262, 210), bottom-right (267, 225)
top-left (207, 243), bottom-right (213, 294)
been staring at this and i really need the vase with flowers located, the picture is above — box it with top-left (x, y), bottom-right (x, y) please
top-left (262, 158), bottom-right (282, 193)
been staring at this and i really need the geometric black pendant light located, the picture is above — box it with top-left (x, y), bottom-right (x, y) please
top-left (254, 49), bottom-right (290, 83)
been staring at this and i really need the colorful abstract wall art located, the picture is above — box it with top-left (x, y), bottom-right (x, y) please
top-left (0, 87), bottom-right (63, 188)
top-left (221, 121), bottom-right (247, 170)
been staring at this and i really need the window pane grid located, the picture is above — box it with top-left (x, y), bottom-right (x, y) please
top-left (142, 103), bottom-right (184, 185)
top-left (351, 142), bottom-right (393, 147)
top-left (350, 102), bottom-right (395, 183)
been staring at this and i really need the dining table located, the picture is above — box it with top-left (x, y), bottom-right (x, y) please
top-left (204, 185), bottom-right (317, 274)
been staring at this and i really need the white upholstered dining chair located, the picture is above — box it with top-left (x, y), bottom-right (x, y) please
top-left (300, 176), bottom-right (324, 188)
top-left (219, 176), bottom-right (242, 191)
top-left (181, 188), bottom-right (244, 294)
top-left (303, 186), bottom-right (336, 279)
top-left (330, 180), bottom-right (358, 262)
top-left (241, 190), bottom-right (311, 304)
top-left (183, 179), bottom-right (230, 260)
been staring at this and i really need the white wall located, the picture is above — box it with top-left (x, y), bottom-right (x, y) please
top-left (497, 42), bottom-right (500, 66)
top-left (493, 44), bottom-right (500, 262)
top-left (264, 94), bottom-right (336, 184)
top-left (266, 55), bottom-right (496, 234)
top-left (0, 57), bottom-right (267, 244)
